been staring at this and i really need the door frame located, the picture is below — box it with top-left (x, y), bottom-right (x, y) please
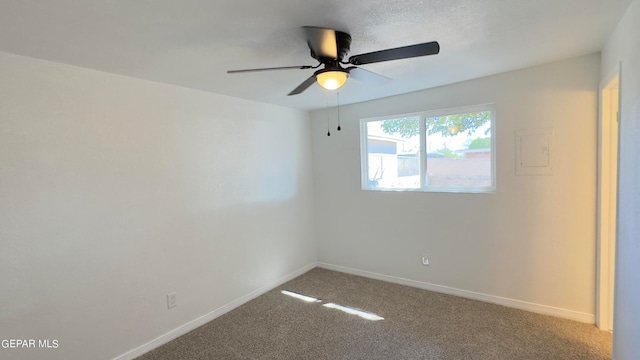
top-left (596, 64), bottom-right (621, 331)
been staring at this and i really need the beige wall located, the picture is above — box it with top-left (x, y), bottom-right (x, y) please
top-left (311, 54), bottom-right (600, 319)
top-left (0, 51), bottom-right (316, 360)
top-left (601, 0), bottom-right (640, 358)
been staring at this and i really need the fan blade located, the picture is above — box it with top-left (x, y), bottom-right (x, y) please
top-left (349, 41), bottom-right (440, 65)
top-left (303, 26), bottom-right (338, 60)
top-left (227, 65), bottom-right (314, 74)
top-left (347, 67), bottom-right (390, 85)
top-left (288, 75), bottom-right (317, 96)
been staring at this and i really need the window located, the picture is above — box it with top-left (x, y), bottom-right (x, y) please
top-left (360, 104), bottom-right (495, 193)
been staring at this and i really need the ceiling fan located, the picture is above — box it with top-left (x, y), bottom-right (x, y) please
top-left (227, 26), bottom-right (440, 96)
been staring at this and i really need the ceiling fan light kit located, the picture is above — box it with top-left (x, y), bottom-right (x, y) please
top-left (227, 26), bottom-right (440, 96)
top-left (315, 69), bottom-right (349, 90)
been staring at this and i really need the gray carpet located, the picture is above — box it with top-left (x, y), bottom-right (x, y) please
top-left (137, 268), bottom-right (611, 359)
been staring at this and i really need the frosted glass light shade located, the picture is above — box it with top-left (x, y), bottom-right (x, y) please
top-left (316, 71), bottom-right (348, 90)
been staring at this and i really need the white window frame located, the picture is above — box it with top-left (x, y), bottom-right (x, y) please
top-left (360, 104), bottom-right (496, 193)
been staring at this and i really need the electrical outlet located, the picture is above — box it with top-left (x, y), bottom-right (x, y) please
top-left (167, 292), bottom-right (177, 309)
top-left (421, 256), bottom-right (430, 266)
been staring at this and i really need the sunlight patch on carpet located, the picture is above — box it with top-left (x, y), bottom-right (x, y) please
top-left (281, 290), bottom-right (321, 303)
top-left (281, 290), bottom-right (384, 321)
top-left (323, 302), bottom-right (385, 321)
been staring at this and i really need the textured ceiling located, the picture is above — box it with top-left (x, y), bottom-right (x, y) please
top-left (0, 0), bottom-right (632, 110)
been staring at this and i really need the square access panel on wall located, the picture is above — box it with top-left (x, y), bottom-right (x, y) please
top-left (516, 129), bottom-right (553, 175)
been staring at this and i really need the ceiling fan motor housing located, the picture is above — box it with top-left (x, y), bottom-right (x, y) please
top-left (335, 31), bottom-right (352, 61)
top-left (309, 30), bottom-right (352, 62)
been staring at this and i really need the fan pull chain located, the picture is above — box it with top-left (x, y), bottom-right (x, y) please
top-left (336, 92), bottom-right (341, 131)
top-left (326, 97), bottom-right (331, 137)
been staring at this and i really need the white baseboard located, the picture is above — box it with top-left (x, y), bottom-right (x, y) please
top-left (317, 262), bottom-right (595, 324)
top-left (113, 262), bottom-right (317, 360)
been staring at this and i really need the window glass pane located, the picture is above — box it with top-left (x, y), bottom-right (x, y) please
top-left (425, 111), bottom-right (492, 188)
top-left (366, 117), bottom-right (421, 189)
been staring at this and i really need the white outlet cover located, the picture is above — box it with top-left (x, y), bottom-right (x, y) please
top-left (421, 257), bottom-right (430, 266)
top-left (167, 292), bottom-right (177, 309)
